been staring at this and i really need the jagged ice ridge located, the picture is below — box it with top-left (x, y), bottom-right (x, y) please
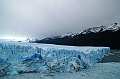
top-left (0, 41), bottom-right (110, 76)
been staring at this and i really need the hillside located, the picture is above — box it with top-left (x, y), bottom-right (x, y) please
top-left (37, 23), bottom-right (120, 49)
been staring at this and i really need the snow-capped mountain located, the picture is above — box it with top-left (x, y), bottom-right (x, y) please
top-left (37, 23), bottom-right (120, 49)
top-left (41, 23), bottom-right (120, 40)
top-left (80, 23), bottom-right (119, 34)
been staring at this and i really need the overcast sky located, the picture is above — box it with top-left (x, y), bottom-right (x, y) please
top-left (0, 0), bottom-right (120, 39)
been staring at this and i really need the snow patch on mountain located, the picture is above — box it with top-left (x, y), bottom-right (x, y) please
top-left (40, 23), bottom-right (119, 41)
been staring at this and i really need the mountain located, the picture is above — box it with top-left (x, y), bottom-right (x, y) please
top-left (36, 23), bottom-right (120, 49)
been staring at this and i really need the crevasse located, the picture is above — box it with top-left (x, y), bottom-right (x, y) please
top-left (0, 41), bottom-right (110, 76)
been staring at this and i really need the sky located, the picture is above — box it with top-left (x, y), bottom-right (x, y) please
top-left (0, 0), bottom-right (120, 40)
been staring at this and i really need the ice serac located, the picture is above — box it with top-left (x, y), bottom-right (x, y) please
top-left (0, 41), bottom-right (110, 76)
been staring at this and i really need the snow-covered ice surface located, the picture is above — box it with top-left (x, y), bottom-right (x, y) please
top-left (0, 63), bottom-right (120, 79)
top-left (0, 41), bottom-right (110, 77)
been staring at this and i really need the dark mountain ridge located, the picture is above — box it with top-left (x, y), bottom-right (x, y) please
top-left (36, 23), bottom-right (120, 49)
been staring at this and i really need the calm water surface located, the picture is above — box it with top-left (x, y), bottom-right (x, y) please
top-left (101, 49), bottom-right (120, 62)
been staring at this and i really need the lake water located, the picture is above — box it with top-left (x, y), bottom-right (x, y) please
top-left (101, 49), bottom-right (120, 62)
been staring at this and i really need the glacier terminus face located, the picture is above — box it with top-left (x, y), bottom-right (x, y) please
top-left (0, 41), bottom-right (110, 77)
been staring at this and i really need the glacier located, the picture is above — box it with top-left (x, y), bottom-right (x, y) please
top-left (0, 41), bottom-right (110, 77)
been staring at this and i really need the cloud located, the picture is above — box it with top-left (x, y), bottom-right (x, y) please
top-left (0, 0), bottom-right (120, 39)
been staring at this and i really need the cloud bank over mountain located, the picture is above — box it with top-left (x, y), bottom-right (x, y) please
top-left (0, 0), bottom-right (120, 38)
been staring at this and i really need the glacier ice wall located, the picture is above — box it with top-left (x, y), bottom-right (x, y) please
top-left (0, 42), bottom-right (110, 76)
